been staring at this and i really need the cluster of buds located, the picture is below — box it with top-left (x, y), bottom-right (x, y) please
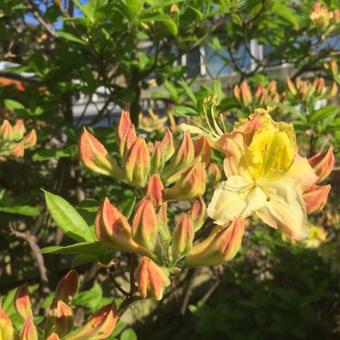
top-left (0, 270), bottom-right (118, 339)
top-left (233, 81), bottom-right (281, 108)
top-left (0, 119), bottom-right (37, 158)
top-left (286, 77), bottom-right (338, 101)
top-left (79, 111), bottom-right (207, 198)
top-left (325, 60), bottom-right (340, 84)
top-left (310, 2), bottom-right (340, 33)
top-left (138, 109), bottom-right (168, 133)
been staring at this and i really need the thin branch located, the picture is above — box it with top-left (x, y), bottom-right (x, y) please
top-left (106, 269), bottom-right (130, 297)
top-left (180, 268), bottom-right (200, 315)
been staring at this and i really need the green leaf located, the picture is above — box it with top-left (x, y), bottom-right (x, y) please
top-left (44, 191), bottom-right (96, 242)
top-left (274, 103), bottom-right (306, 120)
top-left (120, 328), bottom-right (138, 340)
top-left (179, 80), bottom-right (197, 106)
top-left (33, 148), bottom-right (74, 161)
top-left (0, 205), bottom-right (40, 216)
top-left (172, 105), bottom-right (197, 117)
top-left (4, 99), bottom-right (25, 111)
top-left (309, 106), bottom-right (339, 123)
top-left (41, 242), bottom-right (101, 255)
top-left (56, 31), bottom-right (86, 45)
top-left (126, 0), bottom-right (143, 16)
top-left (118, 196), bottom-right (136, 219)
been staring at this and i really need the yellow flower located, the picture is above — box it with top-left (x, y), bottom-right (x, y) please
top-left (207, 109), bottom-right (318, 240)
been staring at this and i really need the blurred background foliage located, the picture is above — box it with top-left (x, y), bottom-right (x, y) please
top-left (0, 0), bottom-right (339, 338)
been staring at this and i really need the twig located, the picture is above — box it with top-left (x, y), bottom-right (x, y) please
top-left (106, 269), bottom-right (130, 297)
top-left (10, 228), bottom-right (50, 294)
top-left (199, 279), bottom-right (221, 304)
top-left (180, 268), bottom-right (200, 315)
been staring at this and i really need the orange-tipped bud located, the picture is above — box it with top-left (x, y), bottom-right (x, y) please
top-left (164, 162), bottom-right (206, 201)
top-left (132, 197), bottom-right (158, 251)
top-left (124, 137), bottom-right (151, 187)
top-left (303, 184), bottom-right (331, 214)
top-left (151, 142), bottom-right (164, 171)
top-left (157, 202), bottom-right (171, 241)
top-left (233, 84), bottom-right (241, 101)
top-left (207, 162), bottom-right (222, 185)
top-left (47, 332), bottom-right (61, 340)
top-left (67, 304), bottom-right (118, 340)
top-left (310, 3), bottom-right (331, 30)
top-left (13, 119), bottom-right (26, 138)
top-left (308, 146), bottom-right (335, 182)
top-left (117, 111), bottom-right (137, 158)
top-left (54, 270), bottom-right (78, 304)
top-left (172, 213), bottom-right (194, 257)
top-left (23, 129), bottom-right (37, 148)
top-left (188, 218), bottom-right (245, 266)
top-left (287, 78), bottom-right (297, 96)
top-left (194, 137), bottom-right (211, 164)
top-left (0, 120), bottom-right (13, 140)
top-left (11, 141), bottom-right (24, 157)
top-left (20, 318), bottom-right (38, 340)
top-left (328, 82), bottom-right (338, 97)
top-left (15, 284), bottom-right (33, 320)
top-left (48, 300), bottom-right (73, 337)
top-left (267, 80), bottom-right (277, 94)
top-left (79, 128), bottom-right (123, 178)
top-left (160, 128), bottom-right (175, 162)
top-left (163, 132), bottom-right (194, 180)
top-left (190, 197), bottom-right (207, 231)
top-left (146, 173), bottom-right (164, 206)
top-left (136, 257), bottom-right (170, 300)
top-left (240, 81), bottom-right (252, 106)
top-left (0, 306), bottom-right (14, 340)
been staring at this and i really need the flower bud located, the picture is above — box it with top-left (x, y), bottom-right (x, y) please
top-left (162, 132), bottom-right (194, 180)
top-left (79, 128), bottom-right (123, 178)
top-left (0, 120), bottom-right (13, 140)
top-left (132, 197), bottom-right (158, 251)
top-left (0, 306), bottom-right (14, 340)
top-left (67, 304), bottom-right (117, 340)
top-left (54, 270), bottom-right (78, 304)
top-left (172, 213), bottom-right (194, 257)
top-left (117, 111), bottom-right (137, 158)
top-left (151, 142), bottom-right (164, 172)
top-left (328, 82), bottom-right (338, 97)
top-left (308, 146), bottom-right (334, 182)
top-left (11, 141), bottom-right (24, 157)
top-left (310, 3), bottom-right (331, 30)
top-left (146, 173), bottom-right (164, 206)
top-left (303, 184), bottom-right (331, 214)
top-left (190, 197), bottom-right (207, 231)
top-left (47, 333), bottom-right (61, 340)
top-left (15, 284), bottom-right (33, 320)
top-left (157, 202), bottom-right (171, 241)
top-left (23, 129), bottom-right (37, 148)
top-left (164, 162), bottom-right (206, 201)
top-left (194, 137), bottom-right (211, 164)
top-left (160, 128), bottom-right (175, 162)
top-left (188, 218), bottom-right (245, 266)
top-left (48, 300), bottom-right (73, 337)
top-left (13, 119), bottom-right (25, 138)
top-left (95, 198), bottom-right (152, 257)
top-left (240, 81), bottom-right (252, 106)
top-left (20, 318), bottom-right (38, 340)
top-left (287, 78), bottom-right (297, 96)
top-left (135, 257), bottom-right (170, 300)
top-left (207, 162), bottom-right (222, 185)
top-left (267, 80), bottom-right (277, 95)
top-left (124, 137), bottom-right (151, 187)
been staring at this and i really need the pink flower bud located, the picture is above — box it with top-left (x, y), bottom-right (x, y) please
top-left (172, 213), bottom-right (194, 257)
top-left (164, 162), bottom-right (206, 201)
top-left (188, 218), bottom-right (245, 266)
top-left (95, 198), bottom-right (152, 257)
top-left (163, 132), bottom-right (194, 180)
top-left (132, 197), bottom-right (159, 251)
top-left (54, 270), bottom-right (78, 304)
top-left (303, 184), bottom-right (331, 214)
top-left (11, 141), bottom-right (24, 158)
top-left (160, 128), bottom-right (175, 162)
top-left (308, 146), bottom-right (334, 182)
top-left (23, 129), bottom-right (37, 148)
top-left (47, 333), bottom-right (61, 340)
top-left (15, 284), bottom-right (33, 320)
top-left (48, 300), bottom-right (74, 337)
top-left (20, 318), bottom-right (38, 340)
top-left (190, 197), bottom-right (207, 231)
top-left (67, 304), bottom-right (118, 340)
top-left (117, 111), bottom-right (137, 158)
top-left (79, 128), bottom-right (123, 178)
top-left (0, 120), bottom-right (13, 140)
top-left (194, 137), bottom-right (211, 164)
top-left (124, 137), bottom-right (151, 187)
top-left (146, 173), bottom-right (164, 206)
top-left (0, 306), bottom-right (14, 340)
top-left (136, 257), bottom-right (170, 300)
